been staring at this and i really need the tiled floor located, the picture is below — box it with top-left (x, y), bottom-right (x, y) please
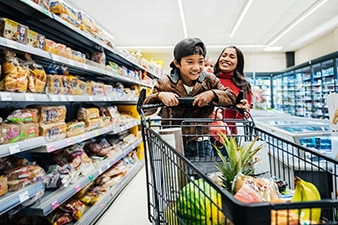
top-left (95, 166), bottom-right (152, 225)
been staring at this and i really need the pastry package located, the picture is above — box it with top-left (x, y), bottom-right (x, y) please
top-left (0, 123), bottom-right (24, 144)
top-left (84, 118), bottom-right (101, 132)
top-left (59, 198), bottom-right (86, 221)
top-left (6, 108), bottom-right (39, 123)
top-left (66, 121), bottom-right (85, 138)
top-left (0, 50), bottom-right (29, 92)
top-left (0, 176), bottom-right (8, 197)
top-left (21, 122), bottom-right (39, 140)
top-left (39, 122), bottom-right (67, 142)
top-left (77, 107), bottom-right (99, 121)
top-left (37, 105), bottom-right (67, 124)
top-left (47, 209), bottom-right (73, 225)
top-left (46, 74), bottom-right (65, 94)
top-left (0, 18), bottom-right (28, 44)
top-left (24, 54), bottom-right (47, 93)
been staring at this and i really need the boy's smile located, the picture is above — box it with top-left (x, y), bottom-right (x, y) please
top-left (174, 54), bottom-right (205, 86)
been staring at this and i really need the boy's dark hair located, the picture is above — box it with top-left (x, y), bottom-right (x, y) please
top-left (170, 37), bottom-right (206, 68)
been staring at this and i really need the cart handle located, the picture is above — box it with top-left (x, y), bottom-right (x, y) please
top-left (137, 89), bottom-right (248, 116)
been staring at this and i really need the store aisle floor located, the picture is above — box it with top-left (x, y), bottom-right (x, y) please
top-left (95, 166), bottom-right (152, 225)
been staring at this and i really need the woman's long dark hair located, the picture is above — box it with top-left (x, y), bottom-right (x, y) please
top-left (214, 46), bottom-right (251, 93)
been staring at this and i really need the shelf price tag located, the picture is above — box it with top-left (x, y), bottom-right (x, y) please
top-left (19, 191), bottom-right (29, 203)
top-left (49, 95), bottom-right (59, 101)
top-left (0, 92), bottom-right (12, 101)
top-left (88, 175), bottom-right (94, 181)
top-left (60, 95), bottom-right (67, 101)
top-left (75, 184), bottom-right (81, 192)
top-left (47, 144), bottom-right (55, 152)
top-left (52, 200), bottom-right (59, 210)
top-left (67, 95), bottom-right (74, 101)
top-left (89, 96), bottom-right (94, 102)
top-left (5, 39), bottom-right (18, 50)
top-left (9, 144), bottom-right (20, 154)
top-left (66, 139), bottom-right (73, 146)
top-left (24, 93), bottom-right (34, 101)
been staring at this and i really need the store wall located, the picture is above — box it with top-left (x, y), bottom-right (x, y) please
top-left (295, 27), bottom-right (338, 65)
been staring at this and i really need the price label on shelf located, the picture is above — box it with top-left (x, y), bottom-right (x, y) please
top-left (5, 39), bottom-right (18, 50)
top-left (9, 144), bottom-right (20, 154)
top-left (59, 95), bottom-right (67, 102)
top-left (49, 95), bottom-right (59, 102)
top-left (52, 200), bottom-right (59, 210)
top-left (88, 175), bottom-right (94, 181)
top-left (66, 139), bottom-right (73, 146)
top-left (0, 92), bottom-right (12, 101)
top-left (75, 184), bottom-right (81, 192)
top-left (47, 144), bottom-right (55, 152)
top-left (89, 96), bottom-right (93, 101)
top-left (19, 191), bottom-right (29, 203)
top-left (81, 135), bottom-right (86, 141)
top-left (67, 95), bottom-right (74, 101)
top-left (24, 93), bottom-right (35, 101)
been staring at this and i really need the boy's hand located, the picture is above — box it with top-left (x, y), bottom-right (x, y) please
top-left (158, 92), bottom-right (179, 106)
top-left (193, 90), bottom-right (214, 107)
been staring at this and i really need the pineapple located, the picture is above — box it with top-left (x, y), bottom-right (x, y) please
top-left (214, 134), bottom-right (263, 194)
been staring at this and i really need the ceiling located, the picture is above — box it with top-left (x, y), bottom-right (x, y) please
top-left (68, 0), bottom-right (338, 54)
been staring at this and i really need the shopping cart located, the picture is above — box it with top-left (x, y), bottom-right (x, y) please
top-left (137, 89), bottom-right (338, 225)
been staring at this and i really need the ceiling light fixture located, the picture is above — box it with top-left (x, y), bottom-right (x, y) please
top-left (177, 0), bottom-right (188, 38)
top-left (229, 0), bottom-right (254, 38)
top-left (267, 0), bottom-right (328, 47)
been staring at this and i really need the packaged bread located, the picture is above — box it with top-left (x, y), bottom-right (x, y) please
top-left (63, 75), bottom-right (78, 95)
top-left (84, 118), bottom-right (101, 132)
top-left (24, 54), bottom-right (47, 93)
top-left (47, 74), bottom-right (65, 94)
top-left (22, 122), bottom-right (39, 140)
top-left (7, 178), bottom-right (31, 192)
top-left (39, 122), bottom-right (67, 142)
top-left (44, 38), bottom-right (57, 54)
top-left (77, 107), bottom-right (99, 121)
top-left (66, 121), bottom-right (85, 138)
top-left (6, 108), bottom-right (39, 123)
top-left (100, 116), bottom-right (111, 127)
top-left (0, 123), bottom-right (23, 144)
top-left (0, 176), bottom-right (8, 197)
top-left (1, 51), bottom-right (29, 92)
top-left (37, 105), bottom-right (66, 124)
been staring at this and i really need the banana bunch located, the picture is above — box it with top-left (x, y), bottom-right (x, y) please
top-left (291, 176), bottom-right (321, 223)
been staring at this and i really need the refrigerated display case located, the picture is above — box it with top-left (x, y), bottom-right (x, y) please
top-left (271, 51), bottom-right (338, 118)
top-left (254, 115), bottom-right (332, 158)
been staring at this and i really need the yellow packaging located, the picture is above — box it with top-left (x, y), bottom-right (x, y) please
top-left (27, 29), bottom-right (45, 49)
top-left (0, 18), bottom-right (28, 44)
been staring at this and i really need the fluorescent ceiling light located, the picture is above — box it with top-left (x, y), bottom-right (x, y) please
top-left (267, 0), bottom-right (328, 46)
top-left (229, 0), bottom-right (254, 38)
top-left (264, 46), bottom-right (283, 51)
top-left (177, 0), bottom-right (188, 38)
top-left (118, 44), bottom-right (269, 50)
top-left (117, 46), bottom-right (174, 49)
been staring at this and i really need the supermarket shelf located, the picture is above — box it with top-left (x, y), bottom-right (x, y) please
top-left (0, 137), bottom-right (46, 158)
top-left (74, 160), bottom-right (145, 225)
top-left (0, 0), bottom-right (160, 80)
top-left (0, 182), bottom-right (45, 215)
top-left (23, 139), bottom-right (142, 216)
top-left (30, 120), bottom-right (140, 153)
top-left (0, 37), bottom-right (153, 88)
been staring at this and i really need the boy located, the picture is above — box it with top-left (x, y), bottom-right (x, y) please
top-left (143, 37), bottom-right (236, 157)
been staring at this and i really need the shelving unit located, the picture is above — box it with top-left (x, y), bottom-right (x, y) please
top-left (246, 73), bottom-right (272, 109)
top-left (0, 0), bottom-right (158, 223)
top-left (271, 51), bottom-right (338, 118)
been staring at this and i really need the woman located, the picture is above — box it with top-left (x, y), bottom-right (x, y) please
top-left (214, 46), bottom-right (252, 134)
